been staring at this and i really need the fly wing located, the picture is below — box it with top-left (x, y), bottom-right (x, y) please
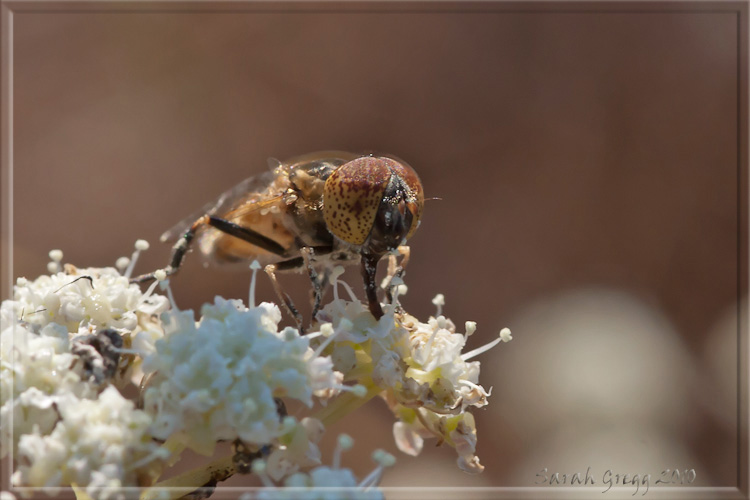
top-left (158, 152), bottom-right (359, 269)
top-left (160, 169), bottom-right (279, 244)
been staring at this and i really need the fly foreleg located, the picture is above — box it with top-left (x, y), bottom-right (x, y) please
top-left (383, 245), bottom-right (411, 304)
top-left (129, 216), bottom-right (207, 284)
top-left (264, 262), bottom-right (305, 332)
top-left (300, 247), bottom-right (324, 328)
top-left (361, 254), bottom-right (384, 319)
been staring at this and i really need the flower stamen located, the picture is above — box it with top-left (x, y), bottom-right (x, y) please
top-left (330, 266), bottom-right (359, 303)
top-left (390, 276), bottom-right (407, 305)
top-left (332, 433), bottom-right (353, 469)
top-left (115, 256), bottom-right (130, 273)
top-left (460, 327), bottom-right (512, 361)
top-left (47, 249), bottom-right (64, 273)
top-left (359, 449), bottom-right (395, 488)
top-left (313, 323), bottom-right (338, 358)
top-left (333, 384), bottom-right (367, 398)
top-left (251, 459), bottom-right (274, 488)
top-left (124, 239), bottom-right (150, 279)
top-left (248, 260), bottom-right (261, 308)
top-left (431, 293), bottom-right (445, 317)
top-left (138, 279), bottom-right (161, 306)
top-left (158, 278), bottom-right (178, 311)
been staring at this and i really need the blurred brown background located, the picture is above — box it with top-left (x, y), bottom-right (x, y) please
top-left (6, 3), bottom-right (744, 493)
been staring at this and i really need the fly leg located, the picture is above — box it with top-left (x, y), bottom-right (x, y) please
top-left (384, 245), bottom-right (411, 304)
top-left (316, 268), bottom-right (332, 317)
top-left (300, 247), bottom-right (328, 328)
top-left (271, 246), bottom-right (334, 331)
top-left (383, 252), bottom-right (399, 305)
top-left (397, 245), bottom-right (411, 273)
top-left (300, 248), bottom-right (321, 328)
top-left (361, 253), bottom-right (384, 319)
top-left (130, 215), bottom-right (289, 284)
top-left (264, 259), bottom-right (305, 332)
top-left (130, 217), bottom-right (203, 284)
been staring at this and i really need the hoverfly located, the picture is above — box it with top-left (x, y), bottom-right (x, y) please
top-left (132, 151), bottom-right (424, 325)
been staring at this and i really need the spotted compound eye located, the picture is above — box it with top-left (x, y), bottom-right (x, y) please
top-left (323, 156), bottom-right (424, 247)
top-left (323, 156), bottom-right (392, 245)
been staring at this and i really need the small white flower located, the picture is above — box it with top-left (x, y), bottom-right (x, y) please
top-left (307, 356), bottom-right (343, 398)
top-left (450, 413), bottom-right (483, 474)
top-left (115, 256), bottom-right (130, 272)
top-left (403, 314), bottom-right (490, 412)
top-left (301, 418), bottom-right (325, 444)
top-left (48, 250), bottom-right (64, 262)
top-left (331, 344), bottom-right (356, 374)
top-left (372, 351), bottom-right (403, 389)
top-left (392, 421), bottom-right (423, 457)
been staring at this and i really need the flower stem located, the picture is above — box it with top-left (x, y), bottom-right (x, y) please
top-left (142, 380), bottom-right (381, 499)
top-left (140, 456), bottom-right (234, 500)
top-left (315, 378), bottom-right (381, 426)
top-left (72, 484), bottom-right (94, 500)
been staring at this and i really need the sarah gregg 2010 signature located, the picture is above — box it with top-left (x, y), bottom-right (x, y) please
top-left (534, 467), bottom-right (696, 496)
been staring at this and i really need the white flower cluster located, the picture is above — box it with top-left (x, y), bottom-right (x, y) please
top-left (0, 321), bottom-right (95, 458)
top-left (387, 313), bottom-right (493, 473)
top-left (7, 265), bottom-right (168, 335)
top-left (1, 254), bottom-right (170, 497)
top-left (13, 386), bottom-right (167, 498)
top-left (141, 297), bottom-right (343, 456)
top-left (315, 288), bottom-right (508, 474)
top-left (2, 245), bottom-right (507, 496)
top-left (402, 313), bottom-right (490, 411)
